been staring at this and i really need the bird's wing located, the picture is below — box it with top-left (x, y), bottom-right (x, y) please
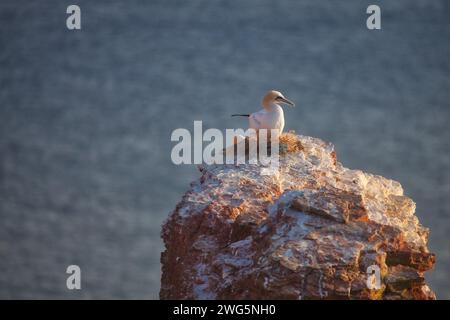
top-left (249, 110), bottom-right (265, 129)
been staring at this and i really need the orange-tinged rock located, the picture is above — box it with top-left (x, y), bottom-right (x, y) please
top-left (160, 134), bottom-right (435, 299)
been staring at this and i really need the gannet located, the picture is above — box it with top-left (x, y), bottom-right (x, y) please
top-left (232, 90), bottom-right (295, 137)
top-left (221, 90), bottom-right (295, 162)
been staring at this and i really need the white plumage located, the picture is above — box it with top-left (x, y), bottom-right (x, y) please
top-left (249, 103), bottom-right (285, 135)
top-left (238, 90), bottom-right (295, 137)
top-left (224, 90), bottom-right (295, 158)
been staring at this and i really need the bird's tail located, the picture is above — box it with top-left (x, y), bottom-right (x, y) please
top-left (231, 114), bottom-right (250, 117)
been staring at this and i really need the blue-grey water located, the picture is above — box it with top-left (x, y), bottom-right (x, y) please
top-left (1, 0), bottom-right (449, 299)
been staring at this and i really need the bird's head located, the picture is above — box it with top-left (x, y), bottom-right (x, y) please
top-left (262, 90), bottom-right (295, 109)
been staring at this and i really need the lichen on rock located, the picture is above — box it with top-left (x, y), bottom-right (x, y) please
top-left (160, 133), bottom-right (436, 300)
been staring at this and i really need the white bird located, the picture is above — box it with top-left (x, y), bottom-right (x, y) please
top-left (220, 90), bottom-right (295, 162)
top-left (232, 90), bottom-right (295, 137)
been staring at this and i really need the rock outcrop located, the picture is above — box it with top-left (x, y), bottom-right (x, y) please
top-left (160, 133), bottom-right (436, 299)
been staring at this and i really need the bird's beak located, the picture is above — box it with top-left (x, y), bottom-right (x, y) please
top-left (277, 97), bottom-right (295, 107)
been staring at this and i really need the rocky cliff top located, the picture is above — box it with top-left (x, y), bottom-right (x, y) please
top-left (160, 133), bottom-right (435, 299)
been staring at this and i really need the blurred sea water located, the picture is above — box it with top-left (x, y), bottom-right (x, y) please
top-left (0, 0), bottom-right (449, 299)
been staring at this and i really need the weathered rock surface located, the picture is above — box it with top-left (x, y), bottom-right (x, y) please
top-left (160, 134), bottom-right (435, 299)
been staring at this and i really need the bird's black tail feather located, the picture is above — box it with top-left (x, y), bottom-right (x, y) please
top-left (231, 114), bottom-right (250, 117)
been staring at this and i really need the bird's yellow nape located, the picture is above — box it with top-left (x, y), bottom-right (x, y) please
top-left (262, 90), bottom-right (295, 108)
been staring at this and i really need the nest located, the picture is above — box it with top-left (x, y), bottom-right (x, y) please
top-left (223, 130), bottom-right (304, 161)
top-left (279, 131), bottom-right (304, 155)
